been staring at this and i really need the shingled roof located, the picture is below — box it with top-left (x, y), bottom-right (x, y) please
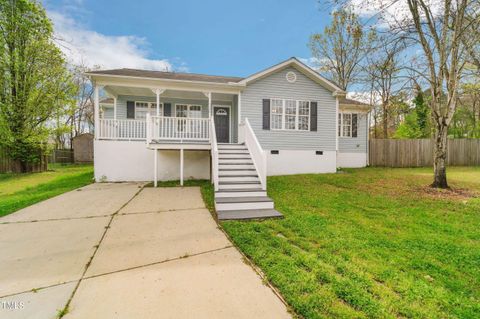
top-left (338, 97), bottom-right (371, 106)
top-left (88, 68), bottom-right (244, 84)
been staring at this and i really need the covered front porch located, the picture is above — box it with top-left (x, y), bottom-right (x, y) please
top-left (92, 80), bottom-right (243, 187)
top-left (95, 86), bottom-right (240, 147)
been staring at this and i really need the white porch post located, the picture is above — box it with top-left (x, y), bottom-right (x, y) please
top-left (113, 97), bottom-right (117, 120)
top-left (154, 149), bottom-right (158, 187)
top-left (94, 85), bottom-right (100, 139)
top-left (180, 148), bottom-right (184, 186)
top-left (156, 89), bottom-right (160, 116)
top-left (238, 92), bottom-right (242, 123)
top-left (151, 88), bottom-right (165, 116)
top-left (208, 92), bottom-right (212, 117)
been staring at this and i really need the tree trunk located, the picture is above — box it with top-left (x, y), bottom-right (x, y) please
top-left (431, 124), bottom-right (449, 188)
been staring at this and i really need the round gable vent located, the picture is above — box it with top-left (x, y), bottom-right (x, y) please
top-left (286, 71), bottom-right (297, 83)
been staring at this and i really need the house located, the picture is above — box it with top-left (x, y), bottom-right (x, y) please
top-left (87, 57), bottom-right (370, 219)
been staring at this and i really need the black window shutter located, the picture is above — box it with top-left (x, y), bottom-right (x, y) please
top-left (164, 103), bottom-right (172, 116)
top-left (352, 114), bottom-right (358, 137)
top-left (262, 99), bottom-right (270, 130)
top-left (310, 101), bottom-right (317, 131)
top-left (126, 101), bottom-right (135, 119)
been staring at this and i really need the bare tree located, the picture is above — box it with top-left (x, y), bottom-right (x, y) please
top-left (364, 36), bottom-right (407, 138)
top-left (331, 0), bottom-right (479, 188)
top-left (309, 9), bottom-right (375, 90)
top-left (403, 0), bottom-right (477, 188)
top-left (69, 62), bottom-right (96, 139)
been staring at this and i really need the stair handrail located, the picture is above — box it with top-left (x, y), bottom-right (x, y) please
top-left (209, 118), bottom-right (219, 191)
top-left (244, 118), bottom-right (267, 190)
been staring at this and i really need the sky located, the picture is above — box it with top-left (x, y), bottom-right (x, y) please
top-left (42, 0), bottom-right (333, 77)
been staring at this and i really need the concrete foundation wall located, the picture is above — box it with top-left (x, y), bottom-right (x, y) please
top-left (266, 150), bottom-right (336, 176)
top-left (94, 141), bottom-right (210, 182)
top-left (337, 152), bottom-right (367, 168)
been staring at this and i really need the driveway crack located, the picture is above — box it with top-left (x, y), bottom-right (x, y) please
top-left (56, 185), bottom-right (145, 318)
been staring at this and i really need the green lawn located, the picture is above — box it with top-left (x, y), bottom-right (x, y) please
top-left (0, 164), bottom-right (94, 217)
top-left (221, 167), bottom-right (480, 319)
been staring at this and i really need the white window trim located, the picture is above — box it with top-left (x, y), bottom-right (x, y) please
top-left (270, 98), bottom-right (310, 131)
top-left (134, 101), bottom-right (163, 119)
top-left (174, 104), bottom-right (203, 118)
top-left (339, 112), bottom-right (356, 138)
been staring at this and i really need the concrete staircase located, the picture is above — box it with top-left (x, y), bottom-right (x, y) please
top-left (214, 143), bottom-right (282, 220)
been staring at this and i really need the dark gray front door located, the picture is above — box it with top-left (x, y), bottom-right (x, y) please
top-left (214, 107), bottom-right (230, 143)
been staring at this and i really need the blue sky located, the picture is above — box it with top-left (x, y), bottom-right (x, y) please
top-left (43, 0), bottom-right (332, 77)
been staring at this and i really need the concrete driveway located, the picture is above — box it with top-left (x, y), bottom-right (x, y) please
top-left (0, 184), bottom-right (291, 319)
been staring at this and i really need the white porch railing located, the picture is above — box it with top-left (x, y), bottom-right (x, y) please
top-left (148, 116), bottom-right (210, 142)
top-left (98, 119), bottom-right (146, 140)
top-left (210, 119), bottom-right (219, 191)
top-left (243, 118), bottom-right (267, 190)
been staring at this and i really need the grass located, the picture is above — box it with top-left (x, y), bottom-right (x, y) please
top-left (221, 167), bottom-right (480, 319)
top-left (0, 164), bottom-right (94, 217)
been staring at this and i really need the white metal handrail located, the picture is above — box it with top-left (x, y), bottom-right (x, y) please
top-left (210, 119), bottom-right (219, 191)
top-left (149, 116), bottom-right (210, 141)
top-left (244, 118), bottom-right (267, 190)
top-left (98, 118), bottom-right (146, 140)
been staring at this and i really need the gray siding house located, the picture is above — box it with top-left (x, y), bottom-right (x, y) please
top-left (88, 58), bottom-right (370, 219)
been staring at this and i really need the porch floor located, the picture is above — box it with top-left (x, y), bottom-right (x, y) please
top-left (148, 139), bottom-right (211, 150)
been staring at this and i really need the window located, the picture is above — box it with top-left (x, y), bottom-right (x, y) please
top-left (175, 104), bottom-right (203, 133)
top-left (338, 113), bottom-right (358, 138)
top-left (270, 99), bottom-right (310, 131)
top-left (175, 104), bottom-right (202, 118)
top-left (135, 101), bottom-right (162, 119)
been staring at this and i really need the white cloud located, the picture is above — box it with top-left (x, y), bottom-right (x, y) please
top-left (48, 10), bottom-right (181, 71)
top-left (298, 57), bottom-right (333, 73)
top-left (347, 0), bottom-right (443, 28)
top-left (347, 91), bottom-right (381, 105)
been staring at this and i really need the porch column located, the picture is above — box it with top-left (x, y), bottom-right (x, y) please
top-left (238, 91), bottom-right (242, 123)
top-left (156, 89), bottom-right (160, 116)
top-left (113, 97), bottom-right (117, 120)
top-left (154, 149), bottom-right (158, 187)
top-left (152, 88), bottom-right (165, 116)
top-left (180, 148), bottom-right (184, 186)
top-left (113, 97), bottom-right (118, 138)
top-left (94, 85), bottom-right (100, 139)
top-left (203, 92), bottom-right (212, 117)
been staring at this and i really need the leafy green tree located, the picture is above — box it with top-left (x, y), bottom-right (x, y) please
top-left (0, 0), bottom-right (76, 172)
top-left (413, 90), bottom-right (430, 137)
top-left (394, 112), bottom-right (422, 138)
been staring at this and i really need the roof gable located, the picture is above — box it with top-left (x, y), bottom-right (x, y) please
top-left (239, 57), bottom-right (345, 94)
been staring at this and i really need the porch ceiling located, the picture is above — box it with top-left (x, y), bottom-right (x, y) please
top-left (104, 85), bottom-right (235, 101)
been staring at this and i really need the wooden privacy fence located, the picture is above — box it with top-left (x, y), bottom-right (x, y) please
top-left (369, 139), bottom-right (480, 167)
top-left (0, 147), bottom-right (48, 173)
top-left (48, 149), bottom-right (74, 164)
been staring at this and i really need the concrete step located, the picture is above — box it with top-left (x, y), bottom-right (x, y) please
top-left (217, 209), bottom-right (283, 220)
top-left (219, 176), bottom-right (259, 182)
top-left (215, 197), bottom-right (274, 211)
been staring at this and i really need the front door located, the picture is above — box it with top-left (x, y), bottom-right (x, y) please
top-left (214, 106), bottom-right (230, 143)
